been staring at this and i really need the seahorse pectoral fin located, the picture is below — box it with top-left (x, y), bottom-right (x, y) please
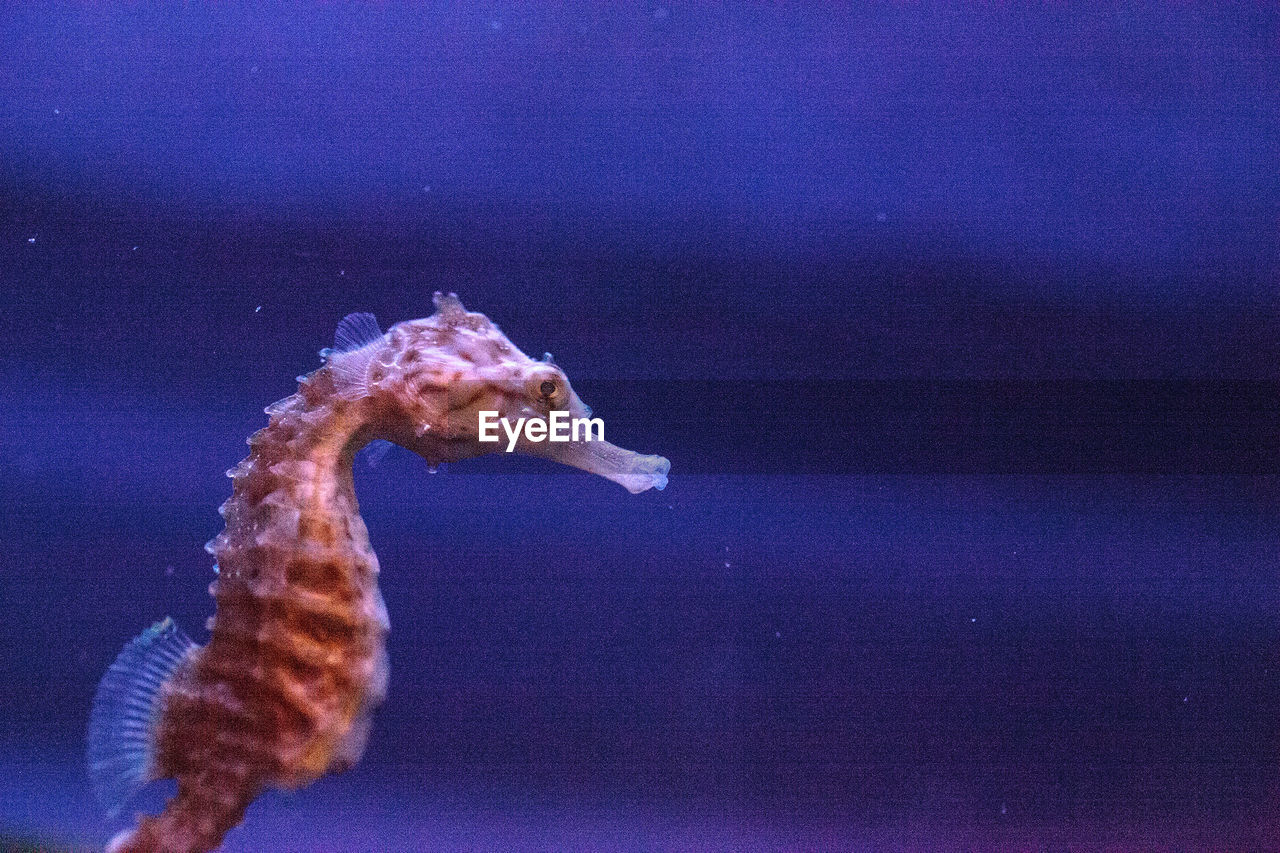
top-left (332, 312), bottom-right (383, 353)
top-left (531, 437), bottom-right (670, 494)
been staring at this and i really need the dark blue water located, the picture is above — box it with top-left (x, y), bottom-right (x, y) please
top-left (2, 5), bottom-right (1278, 850)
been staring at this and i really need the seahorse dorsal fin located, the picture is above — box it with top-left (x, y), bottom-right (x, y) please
top-left (87, 617), bottom-right (197, 818)
top-left (334, 312), bottom-right (383, 353)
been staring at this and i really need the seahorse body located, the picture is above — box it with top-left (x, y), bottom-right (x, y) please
top-left (89, 294), bottom-right (670, 853)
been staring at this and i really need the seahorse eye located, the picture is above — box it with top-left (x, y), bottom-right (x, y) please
top-left (539, 380), bottom-right (557, 397)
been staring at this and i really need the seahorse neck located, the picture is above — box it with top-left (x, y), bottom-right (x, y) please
top-left (175, 366), bottom-right (391, 792)
top-left (207, 368), bottom-right (379, 590)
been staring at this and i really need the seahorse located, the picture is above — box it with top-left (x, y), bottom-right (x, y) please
top-left (87, 293), bottom-right (670, 853)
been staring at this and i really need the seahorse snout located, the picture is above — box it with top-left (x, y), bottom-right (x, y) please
top-left (531, 436), bottom-right (670, 494)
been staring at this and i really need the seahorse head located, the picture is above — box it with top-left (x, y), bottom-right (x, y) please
top-left (325, 293), bottom-right (669, 493)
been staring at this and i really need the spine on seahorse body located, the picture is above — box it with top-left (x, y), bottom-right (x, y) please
top-left (102, 368), bottom-right (389, 853)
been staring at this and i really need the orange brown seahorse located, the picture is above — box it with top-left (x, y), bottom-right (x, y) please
top-left (87, 294), bottom-right (670, 853)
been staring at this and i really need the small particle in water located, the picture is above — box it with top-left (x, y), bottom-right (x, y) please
top-left (774, 631), bottom-right (781, 639)
top-left (1001, 803), bottom-right (1008, 816)
top-left (164, 565), bottom-right (175, 577)
top-left (970, 617), bottom-right (977, 623)
top-left (132, 245), bottom-right (138, 251)
top-left (255, 305), bottom-right (262, 313)
top-left (423, 185), bottom-right (431, 193)
top-left (724, 561), bottom-right (731, 568)
top-left (427, 464), bottom-right (439, 474)
top-left (54, 108), bottom-right (60, 115)
top-left (667, 504), bottom-right (673, 510)
top-left (1183, 696), bottom-right (1189, 703)
top-left (26, 235), bottom-right (36, 244)
top-left (339, 269), bottom-right (345, 276)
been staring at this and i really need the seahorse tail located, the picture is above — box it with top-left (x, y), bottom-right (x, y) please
top-left (106, 767), bottom-right (260, 853)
